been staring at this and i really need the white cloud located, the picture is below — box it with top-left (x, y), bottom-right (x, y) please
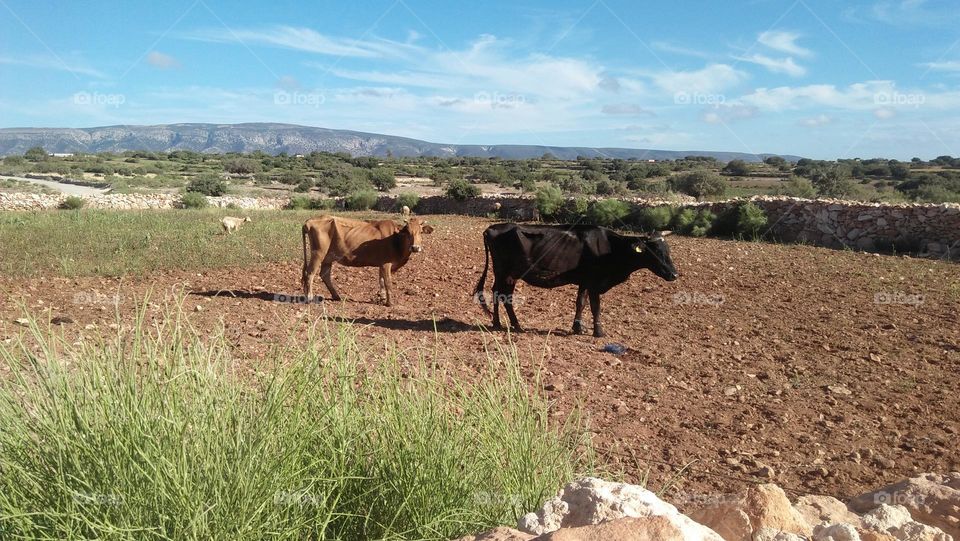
top-left (736, 54), bottom-right (806, 77)
top-left (601, 103), bottom-right (653, 116)
top-left (701, 103), bottom-right (758, 124)
top-left (874, 107), bottom-right (896, 119)
top-left (757, 31), bottom-right (812, 57)
top-left (146, 51), bottom-right (180, 69)
top-left (920, 60), bottom-right (960, 72)
top-left (652, 64), bottom-right (747, 95)
top-left (799, 114), bottom-right (832, 126)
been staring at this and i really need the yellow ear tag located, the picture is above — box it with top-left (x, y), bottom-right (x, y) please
top-left (634, 244), bottom-right (644, 253)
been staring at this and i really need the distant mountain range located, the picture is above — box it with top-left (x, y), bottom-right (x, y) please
top-left (0, 123), bottom-right (801, 162)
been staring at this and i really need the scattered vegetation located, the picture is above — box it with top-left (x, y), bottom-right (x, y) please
top-left (3, 147), bottom-right (959, 203)
top-left (186, 173), bottom-right (227, 196)
top-left (396, 192), bottom-right (420, 211)
top-left (446, 178), bottom-right (481, 201)
top-left (346, 189), bottom-right (379, 211)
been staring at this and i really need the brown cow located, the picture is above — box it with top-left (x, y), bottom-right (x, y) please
top-left (301, 215), bottom-right (434, 306)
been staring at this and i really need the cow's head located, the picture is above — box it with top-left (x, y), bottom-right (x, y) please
top-left (632, 231), bottom-right (678, 281)
top-left (402, 217), bottom-right (434, 253)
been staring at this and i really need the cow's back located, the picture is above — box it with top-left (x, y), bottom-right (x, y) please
top-left (485, 223), bottom-right (611, 287)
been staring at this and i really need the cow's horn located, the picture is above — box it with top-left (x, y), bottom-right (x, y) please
top-left (657, 230), bottom-right (673, 237)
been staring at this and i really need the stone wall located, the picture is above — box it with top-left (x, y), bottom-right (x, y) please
top-left (1, 192), bottom-right (957, 259)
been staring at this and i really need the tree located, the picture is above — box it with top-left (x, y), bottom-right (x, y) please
top-left (369, 168), bottom-right (396, 191)
top-left (809, 166), bottom-right (857, 198)
top-left (222, 158), bottom-right (261, 175)
top-left (24, 146), bottom-right (48, 162)
top-left (670, 170), bottom-right (728, 199)
top-left (722, 159), bottom-right (750, 176)
top-left (764, 156), bottom-right (787, 167)
top-left (446, 178), bottom-right (480, 201)
top-left (186, 174), bottom-right (227, 196)
top-left (889, 161), bottom-right (910, 181)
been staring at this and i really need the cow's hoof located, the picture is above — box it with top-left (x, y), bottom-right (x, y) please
top-left (572, 323), bottom-right (585, 335)
top-left (593, 330), bottom-right (606, 338)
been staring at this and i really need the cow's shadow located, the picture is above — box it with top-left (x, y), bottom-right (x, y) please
top-left (189, 289), bottom-right (561, 336)
top-left (191, 289), bottom-right (322, 304)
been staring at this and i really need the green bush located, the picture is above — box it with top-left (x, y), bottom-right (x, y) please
top-left (737, 202), bottom-right (768, 238)
top-left (587, 199), bottom-right (630, 227)
top-left (0, 308), bottom-right (587, 540)
top-left (637, 206), bottom-right (674, 231)
top-left (446, 178), bottom-right (481, 201)
top-left (346, 189), bottom-right (379, 210)
top-left (180, 192), bottom-right (208, 209)
top-left (670, 170), bottom-right (727, 199)
top-left (396, 192), bottom-right (420, 211)
top-left (186, 174), bottom-right (227, 196)
top-left (535, 185), bottom-right (564, 218)
top-left (59, 196), bottom-right (86, 210)
top-left (671, 208), bottom-right (697, 232)
top-left (689, 209), bottom-right (716, 237)
top-left (294, 179), bottom-right (313, 193)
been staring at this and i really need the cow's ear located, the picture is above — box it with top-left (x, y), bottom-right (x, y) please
top-left (423, 224), bottom-right (435, 234)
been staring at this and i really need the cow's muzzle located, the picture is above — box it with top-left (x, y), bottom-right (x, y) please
top-left (411, 245), bottom-right (423, 253)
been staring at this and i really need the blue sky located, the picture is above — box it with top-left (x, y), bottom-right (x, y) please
top-left (1, 0), bottom-right (959, 159)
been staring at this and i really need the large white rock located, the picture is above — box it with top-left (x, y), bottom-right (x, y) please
top-left (860, 505), bottom-right (953, 541)
top-left (516, 477), bottom-right (721, 540)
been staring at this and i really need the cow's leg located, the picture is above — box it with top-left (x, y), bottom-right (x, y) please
top-left (380, 264), bottom-right (394, 307)
top-left (376, 269), bottom-right (387, 304)
top-left (588, 290), bottom-right (605, 338)
top-left (302, 250), bottom-right (323, 301)
top-left (491, 277), bottom-right (504, 330)
top-left (319, 262), bottom-right (342, 301)
top-left (502, 279), bottom-right (523, 332)
top-left (572, 286), bottom-right (588, 334)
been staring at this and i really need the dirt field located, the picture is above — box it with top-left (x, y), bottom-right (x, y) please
top-left (1, 215), bottom-right (958, 503)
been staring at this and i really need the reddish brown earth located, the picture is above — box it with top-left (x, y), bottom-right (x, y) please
top-left (1, 216), bottom-right (958, 504)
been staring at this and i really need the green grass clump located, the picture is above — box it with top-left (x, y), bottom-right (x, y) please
top-left (59, 195), bottom-right (86, 210)
top-left (637, 206), bottom-right (674, 231)
top-left (0, 305), bottom-right (588, 540)
top-left (346, 190), bottom-right (379, 210)
top-left (587, 199), bottom-right (630, 227)
top-left (396, 192), bottom-right (420, 212)
top-left (180, 192), bottom-right (208, 209)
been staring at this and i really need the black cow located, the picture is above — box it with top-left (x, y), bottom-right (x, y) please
top-left (474, 223), bottom-right (678, 337)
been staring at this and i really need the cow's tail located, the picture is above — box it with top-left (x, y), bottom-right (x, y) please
top-left (474, 231), bottom-right (492, 316)
top-left (301, 223), bottom-right (310, 275)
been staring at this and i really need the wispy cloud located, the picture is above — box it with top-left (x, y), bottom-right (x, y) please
top-left (736, 54), bottom-right (806, 77)
top-left (651, 41), bottom-right (713, 59)
top-left (799, 114), bottom-right (833, 126)
top-left (601, 103), bottom-right (653, 116)
top-left (757, 30), bottom-right (812, 57)
top-left (146, 51), bottom-right (180, 69)
top-left (0, 54), bottom-right (105, 78)
top-left (179, 25), bottom-right (411, 58)
top-left (919, 60), bottom-right (960, 72)
top-left (651, 64), bottom-right (747, 95)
